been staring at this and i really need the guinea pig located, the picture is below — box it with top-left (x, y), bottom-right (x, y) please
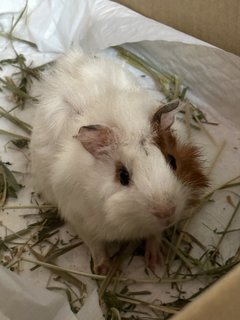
top-left (30, 50), bottom-right (208, 274)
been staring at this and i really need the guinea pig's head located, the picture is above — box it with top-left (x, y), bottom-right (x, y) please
top-left (75, 101), bottom-right (209, 240)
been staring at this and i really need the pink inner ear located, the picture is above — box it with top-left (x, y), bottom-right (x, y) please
top-left (75, 125), bottom-right (116, 158)
top-left (160, 113), bottom-right (175, 130)
top-left (151, 100), bottom-right (180, 131)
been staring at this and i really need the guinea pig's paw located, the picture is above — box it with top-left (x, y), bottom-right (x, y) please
top-left (94, 258), bottom-right (111, 275)
top-left (89, 242), bottom-right (110, 275)
top-left (144, 235), bottom-right (164, 271)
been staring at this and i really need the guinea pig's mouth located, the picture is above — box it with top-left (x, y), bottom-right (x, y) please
top-left (154, 215), bottom-right (175, 229)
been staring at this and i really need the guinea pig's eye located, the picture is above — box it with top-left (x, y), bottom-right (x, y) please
top-left (119, 166), bottom-right (130, 186)
top-left (167, 154), bottom-right (177, 171)
top-left (116, 163), bottom-right (130, 186)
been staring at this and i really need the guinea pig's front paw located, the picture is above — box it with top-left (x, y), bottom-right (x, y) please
top-left (144, 235), bottom-right (164, 271)
top-left (90, 241), bottom-right (110, 275)
top-left (94, 258), bottom-right (111, 275)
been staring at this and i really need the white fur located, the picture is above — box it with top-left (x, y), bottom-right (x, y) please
top-left (30, 51), bottom-right (189, 261)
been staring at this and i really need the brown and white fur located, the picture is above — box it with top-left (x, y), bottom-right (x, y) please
top-left (30, 51), bottom-right (208, 274)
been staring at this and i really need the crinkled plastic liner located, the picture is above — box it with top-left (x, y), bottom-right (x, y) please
top-left (0, 266), bottom-right (79, 320)
top-left (1, 0), bottom-right (239, 127)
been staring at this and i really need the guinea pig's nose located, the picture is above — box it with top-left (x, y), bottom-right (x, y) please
top-left (152, 206), bottom-right (175, 220)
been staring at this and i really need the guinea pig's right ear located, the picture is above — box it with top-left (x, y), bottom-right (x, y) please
top-left (74, 125), bottom-right (116, 159)
top-left (151, 99), bottom-right (180, 132)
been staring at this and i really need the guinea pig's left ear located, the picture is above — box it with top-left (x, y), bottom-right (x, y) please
top-left (151, 100), bottom-right (180, 131)
top-left (74, 125), bottom-right (116, 159)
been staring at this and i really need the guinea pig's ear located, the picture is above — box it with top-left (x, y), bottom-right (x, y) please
top-left (151, 100), bottom-right (180, 131)
top-left (74, 125), bottom-right (116, 159)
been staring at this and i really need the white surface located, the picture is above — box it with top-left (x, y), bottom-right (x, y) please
top-left (0, 266), bottom-right (78, 320)
top-left (0, 0), bottom-right (240, 319)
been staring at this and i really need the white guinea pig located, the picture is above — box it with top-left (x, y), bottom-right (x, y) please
top-left (30, 50), bottom-right (208, 274)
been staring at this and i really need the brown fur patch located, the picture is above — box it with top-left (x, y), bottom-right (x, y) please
top-left (153, 129), bottom-right (209, 207)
